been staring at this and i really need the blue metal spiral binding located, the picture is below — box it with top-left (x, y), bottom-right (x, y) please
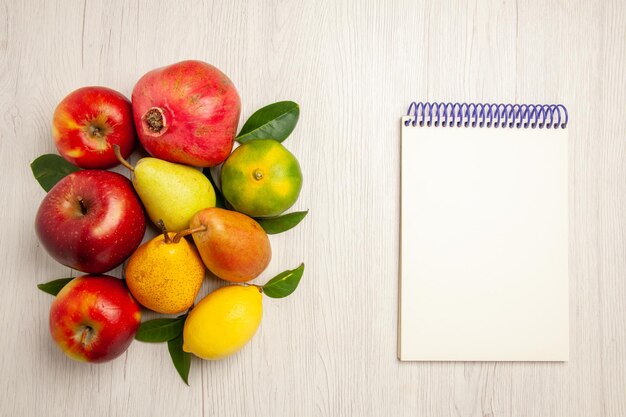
top-left (405, 102), bottom-right (568, 129)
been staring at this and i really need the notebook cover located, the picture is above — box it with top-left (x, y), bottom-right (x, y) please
top-left (399, 117), bottom-right (568, 361)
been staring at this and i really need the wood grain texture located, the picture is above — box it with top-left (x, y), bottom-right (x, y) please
top-left (1, 0), bottom-right (625, 416)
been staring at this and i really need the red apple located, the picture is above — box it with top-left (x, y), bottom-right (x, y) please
top-left (49, 275), bottom-right (141, 363)
top-left (53, 86), bottom-right (136, 169)
top-left (35, 170), bottom-right (146, 273)
top-left (132, 60), bottom-right (241, 167)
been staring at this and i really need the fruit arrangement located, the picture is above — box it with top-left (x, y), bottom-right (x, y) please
top-left (31, 60), bottom-right (307, 384)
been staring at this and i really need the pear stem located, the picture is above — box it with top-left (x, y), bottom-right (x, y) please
top-left (156, 219), bottom-right (172, 243)
top-left (172, 225), bottom-right (207, 243)
top-left (113, 144), bottom-right (134, 172)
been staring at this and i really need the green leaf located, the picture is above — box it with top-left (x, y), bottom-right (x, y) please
top-left (255, 211), bottom-right (308, 234)
top-left (202, 168), bottom-right (225, 209)
top-left (263, 264), bottom-right (305, 298)
top-left (135, 317), bottom-right (185, 343)
top-left (168, 333), bottom-right (191, 385)
top-left (37, 277), bottom-right (74, 296)
top-left (31, 154), bottom-right (80, 192)
top-left (236, 101), bottom-right (299, 143)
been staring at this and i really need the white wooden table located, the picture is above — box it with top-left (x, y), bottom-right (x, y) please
top-left (1, 0), bottom-right (625, 416)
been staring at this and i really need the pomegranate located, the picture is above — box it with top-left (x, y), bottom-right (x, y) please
top-left (131, 60), bottom-right (241, 167)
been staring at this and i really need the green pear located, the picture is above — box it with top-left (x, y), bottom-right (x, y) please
top-left (114, 146), bottom-right (215, 232)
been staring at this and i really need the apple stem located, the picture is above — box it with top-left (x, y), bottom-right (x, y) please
top-left (156, 219), bottom-right (172, 243)
top-left (113, 144), bottom-right (134, 172)
top-left (89, 125), bottom-right (103, 138)
top-left (76, 197), bottom-right (87, 215)
top-left (80, 326), bottom-right (93, 346)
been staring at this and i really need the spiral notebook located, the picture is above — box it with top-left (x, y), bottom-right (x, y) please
top-left (399, 103), bottom-right (569, 361)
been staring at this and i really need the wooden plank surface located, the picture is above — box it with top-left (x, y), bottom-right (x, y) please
top-left (1, 0), bottom-right (625, 416)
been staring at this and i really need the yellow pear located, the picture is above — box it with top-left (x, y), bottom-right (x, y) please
top-left (125, 232), bottom-right (205, 314)
top-left (114, 145), bottom-right (215, 232)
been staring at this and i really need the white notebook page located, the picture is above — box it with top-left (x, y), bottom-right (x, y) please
top-left (399, 117), bottom-right (568, 361)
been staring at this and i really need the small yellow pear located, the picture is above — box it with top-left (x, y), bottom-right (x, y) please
top-left (114, 146), bottom-right (216, 232)
top-left (133, 158), bottom-right (215, 232)
top-left (125, 232), bottom-right (205, 314)
top-left (132, 158), bottom-right (216, 232)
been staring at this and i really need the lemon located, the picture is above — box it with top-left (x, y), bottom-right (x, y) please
top-left (125, 233), bottom-right (205, 314)
top-left (182, 285), bottom-right (262, 360)
top-left (221, 139), bottom-right (302, 217)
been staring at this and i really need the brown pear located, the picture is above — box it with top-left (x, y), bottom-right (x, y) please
top-left (188, 208), bottom-right (271, 282)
